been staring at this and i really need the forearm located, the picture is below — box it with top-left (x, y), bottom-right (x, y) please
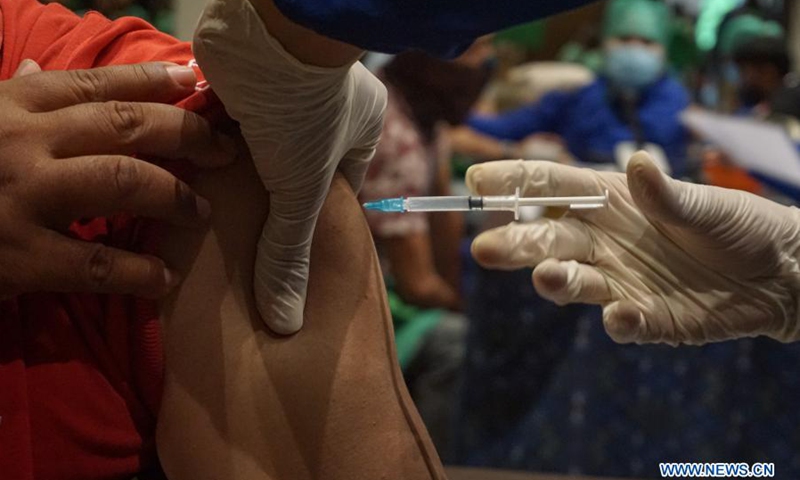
top-left (449, 126), bottom-right (520, 161)
top-left (396, 274), bottom-right (461, 312)
top-left (386, 233), bottom-right (461, 310)
top-left (429, 211), bottom-right (464, 295)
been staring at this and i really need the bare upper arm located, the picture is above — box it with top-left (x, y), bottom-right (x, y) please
top-left (154, 158), bottom-right (445, 480)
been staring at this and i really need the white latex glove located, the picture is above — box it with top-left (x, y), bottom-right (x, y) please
top-left (194, 0), bottom-right (386, 334)
top-left (467, 152), bottom-right (800, 346)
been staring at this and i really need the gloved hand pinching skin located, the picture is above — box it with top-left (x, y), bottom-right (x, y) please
top-left (194, 0), bottom-right (387, 334)
top-left (468, 153), bottom-right (800, 346)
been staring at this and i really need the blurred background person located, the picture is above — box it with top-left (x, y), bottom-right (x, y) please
top-left (716, 11), bottom-right (787, 114)
top-left (359, 40), bottom-right (495, 461)
top-left (701, 12), bottom-right (800, 199)
top-left (453, 0), bottom-right (691, 177)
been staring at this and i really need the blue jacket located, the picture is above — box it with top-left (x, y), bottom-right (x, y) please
top-left (273, 0), bottom-right (594, 57)
top-left (468, 76), bottom-right (691, 176)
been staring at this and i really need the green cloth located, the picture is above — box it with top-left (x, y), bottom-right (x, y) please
top-left (603, 0), bottom-right (671, 46)
top-left (152, 9), bottom-right (175, 35)
top-left (667, 16), bottom-right (701, 73)
top-left (387, 290), bottom-right (443, 369)
top-left (718, 14), bottom-right (784, 57)
top-left (494, 20), bottom-right (547, 50)
top-left (695, 0), bottom-right (745, 51)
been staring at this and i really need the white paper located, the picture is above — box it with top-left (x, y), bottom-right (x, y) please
top-left (681, 109), bottom-right (800, 188)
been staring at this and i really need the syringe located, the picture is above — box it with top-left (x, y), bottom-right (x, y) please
top-left (363, 188), bottom-right (610, 220)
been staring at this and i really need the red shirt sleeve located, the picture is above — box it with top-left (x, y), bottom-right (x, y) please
top-left (0, 2), bottom-right (224, 480)
top-left (0, 0), bottom-right (220, 112)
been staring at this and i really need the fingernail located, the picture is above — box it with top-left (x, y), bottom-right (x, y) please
top-left (166, 65), bottom-right (197, 88)
top-left (196, 196), bottom-right (212, 222)
top-left (164, 269), bottom-right (182, 289)
top-left (14, 59), bottom-right (40, 77)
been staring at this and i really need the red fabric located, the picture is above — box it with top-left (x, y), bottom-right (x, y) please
top-left (0, 2), bottom-right (221, 479)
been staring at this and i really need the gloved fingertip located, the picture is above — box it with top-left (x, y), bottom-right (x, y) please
top-left (532, 260), bottom-right (568, 298)
top-left (627, 151), bottom-right (675, 221)
top-left (255, 282), bottom-right (306, 336)
top-left (603, 301), bottom-right (644, 344)
top-left (470, 233), bottom-right (506, 268)
top-left (627, 152), bottom-right (663, 194)
top-left (465, 165), bottom-right (484, 195)
top-left (260, 302), bottom-right (305, 336)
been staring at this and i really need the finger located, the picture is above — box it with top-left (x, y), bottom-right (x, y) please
top-left (339, 142), bottom-right (379, 195)
top-left (253, 187), bottom-right (328, 335)
top-left (34, 156), bottom-right (211, 229)
top-left (602, 300), bottom-right (649, 345)
top-left (46, 101), bottom-right (237, 168)
top-left (627, 151), bottom-right (731, 230)
top-left (602, 297), bottom-right (692, 346)
top-left (471, 217), bottom-right (594, 270)
top-left (627, 150), bottom-right (763, 240)
top-left (31, 229), bottom-right (180, 298)
top-left (14, 59), bottom-right (41, 78)
top-left (466, 160), bottom-right (604, 197)
top-left (339, 155), bottom-right (369, 195)
top-left (532, 259), bottom-right (612, 306)
top-left (626, 151), bottom-right (686, 224)
top-left (16, 63), bottom-right (197, 112)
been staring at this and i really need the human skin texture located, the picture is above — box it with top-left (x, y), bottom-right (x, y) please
top-left (154, 156), bottom-right (447, 480)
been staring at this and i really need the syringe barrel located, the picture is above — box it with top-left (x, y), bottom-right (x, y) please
top-left (405, 196), bottom-right (471, 212)
top-left (481, 195), bottom-right (518, 212)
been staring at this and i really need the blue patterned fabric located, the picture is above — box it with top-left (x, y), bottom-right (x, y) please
top-left (455, 267), bottom-right (800, 478)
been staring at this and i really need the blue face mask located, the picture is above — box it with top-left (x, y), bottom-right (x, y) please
top-left (604, 44), bottom-right (665, 92)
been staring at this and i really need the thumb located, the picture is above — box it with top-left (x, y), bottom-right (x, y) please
top-left (626, 151), bottom-right (702, 229)
top-left (254, 189), bottom-right (325, 335)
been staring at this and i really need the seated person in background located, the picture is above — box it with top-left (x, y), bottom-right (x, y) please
top-left (733, 36), bottom-right (793, 116)
top-left (0, 1), bottom-right (446, 478)
top-left (714, 12), bottom-right (785, 114)
top-left (359, 45), bottom-right (493, 459)
top-left (703, 29), bottom-right (795, 196)
top-left (455, 0), bottom-right (691, 177)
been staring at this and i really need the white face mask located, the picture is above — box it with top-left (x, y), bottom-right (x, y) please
top-left (604, 44), bottom-right (666, 92)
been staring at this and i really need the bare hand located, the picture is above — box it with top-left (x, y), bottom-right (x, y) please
top-left (0, 61), bottom-right (237, 299)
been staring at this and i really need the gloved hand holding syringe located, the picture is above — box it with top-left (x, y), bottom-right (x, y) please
top-left (364, 189), bottom-right (610, 219)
